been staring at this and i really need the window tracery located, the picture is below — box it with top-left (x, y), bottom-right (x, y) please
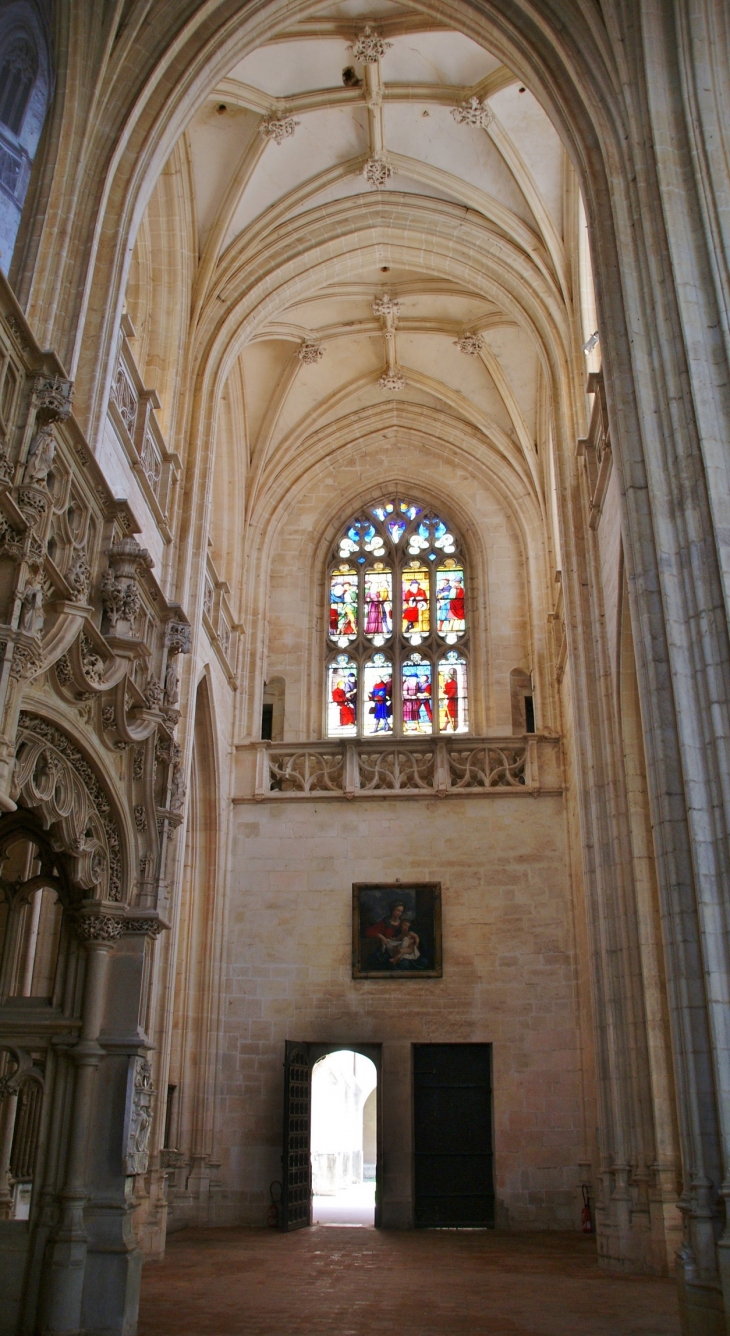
top-left (326, 500), bottom-right (469, 738)
top-left (0, 37), bottom-right (36, 136)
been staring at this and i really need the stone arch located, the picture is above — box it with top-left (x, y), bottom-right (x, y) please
top-left (163, 670), bottom-right (223, 1225)
top-left (245, 416), bottom-right (541, 741)
top-left (9, 710), bottom-right (129, 905)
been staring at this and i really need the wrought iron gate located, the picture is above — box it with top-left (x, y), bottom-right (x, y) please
top-left (280, 1041), bottom-right (312, 1231)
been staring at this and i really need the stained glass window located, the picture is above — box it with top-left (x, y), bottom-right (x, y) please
top-left (402, 655), bottom-right (433, 734)
top-left (438, 653), bottom-right (469, 733)
top-left (327, 656), bottom-right (358, 736)
top-left (364, 566), bottom-right (392, 644)
top-left (402, 564), bottom-right (430, 643)
top-left (363, 655), bottom-right (393, 735)
top-left (326, 499), bottom-right (470, 737)
top-left (329, 566), bottom-right (359, 646)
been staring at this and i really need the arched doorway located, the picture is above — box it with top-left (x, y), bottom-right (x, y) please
top-left (311, 1049), bottom-right (378, 1227)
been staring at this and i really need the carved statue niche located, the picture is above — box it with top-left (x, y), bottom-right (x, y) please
top-left (22, 423), bottom-right (56, 485)
top-left (164, 660), bottom-right (179, 707)
top-left (20, 375), bottom-right (74, 487)
top-left (18, 575), bottom-right (43, 635)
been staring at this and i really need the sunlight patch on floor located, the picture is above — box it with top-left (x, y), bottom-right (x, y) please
top-left (313, 1181), bottom-right (375, 1226)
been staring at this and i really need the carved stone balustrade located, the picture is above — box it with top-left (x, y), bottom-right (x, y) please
top-left (235, 734), bottom-right (562, 801)
top-left (576, 370), bottom-right (611, 531)
top-left (108, 314), bottom-right (181, 542)
top-left (202, 551), bottom-right (240, 687)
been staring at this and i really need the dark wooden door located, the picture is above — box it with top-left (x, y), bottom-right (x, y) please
top-left (413, 1043), bottom-right (494, 1227)
top-left (280, 1041), bottom-right (312, 1231)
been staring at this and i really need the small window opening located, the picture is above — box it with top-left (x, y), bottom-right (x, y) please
top-left (164, 1084), bottom-right (177, 1149)
top-left (524, 695), bottom-right (535, 733)
top-left (0, 38), bottom-right (37, 135)
top-left (261, 703), bottom-right (273, 740)
top-left (311, 1050), bottom-right (377, 1226)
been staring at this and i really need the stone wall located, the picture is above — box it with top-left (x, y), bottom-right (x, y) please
top-left (215, 790), bottom-right (584, 1229)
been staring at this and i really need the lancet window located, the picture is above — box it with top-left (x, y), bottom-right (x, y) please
top-left (326, 499), bottom-right (469, 739)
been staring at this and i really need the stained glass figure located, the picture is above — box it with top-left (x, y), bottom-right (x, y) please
top-left (402, 655), bottom-right (433, 734)
top-left (436, 562), bottom-right (466, 642)
top-left (438, 653), bottom-right (468, 733)
top-left (364, 565), bottom-right (393, 643)
top-left (329, 567), bottom-right (358, 645)
top-left (402, 564), bottom-right (430, 643)
top-left (363, 654), bottom-right (393, 735)
top-left (401, 502), bottom-right (421, 519)
top-left (372, 503), bottom-right (394, 521)
top-left (327, 656), bottom-right (358, 736)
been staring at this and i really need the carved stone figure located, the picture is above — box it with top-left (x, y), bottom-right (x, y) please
top-left (23, 424), bottom-right (56, 484)
top-left (19, 578), bottom-right (43, 635)
top-left (164, 660), bottom-right (179, 706)
top-left (169, 761), bottom-right (186, 813)
top-left (144, 678), bottom-right (163, 710)
top-left (124, 1057), bottom-right (154, 1176)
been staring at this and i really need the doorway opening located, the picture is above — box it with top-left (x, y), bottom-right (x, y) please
top-left (311, 1049), bottom-right (377, 1227)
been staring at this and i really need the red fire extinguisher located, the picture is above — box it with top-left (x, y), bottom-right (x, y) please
top-left (581, 1183), bottom-right (592, 1234)
top-left (268, 1180), bottom-right (282, 1228)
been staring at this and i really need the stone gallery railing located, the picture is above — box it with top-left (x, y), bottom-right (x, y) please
top-left (240, 735), bottom-right (562, 800)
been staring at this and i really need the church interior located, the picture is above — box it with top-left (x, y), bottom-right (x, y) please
top-left (0, 2), bottom-right (728, 1334)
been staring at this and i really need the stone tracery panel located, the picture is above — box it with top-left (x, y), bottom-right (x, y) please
top-left (13, 712), bottom-right (124, 900)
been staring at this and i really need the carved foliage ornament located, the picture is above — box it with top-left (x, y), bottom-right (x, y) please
top-left (451, 97), bottom-right (494, 129)
top-left (14, 714), bottom-right (123, 900)
top-left (455, 332), bottom-right (484, 356)
top-left (73, 914), bottom-right (124, 943)
top-left (298, 341), bottom-right (324, 364)
top-left (100, 538), bottom-right (152, 634)
top-left (363, 156), bottom-right (392, 189)
top-left (66, 548), bottom-right (91, 602)
top-left (259, 113), bottom-right (300, 145)
top-left (350, 26), bottom-right (392, 63)
top-left (378, 369), bottom-right (406, 391)
top-left (372, 294), bottom-right (400, 319)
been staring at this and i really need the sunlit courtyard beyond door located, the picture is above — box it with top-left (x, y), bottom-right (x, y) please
top-left (311, 1050), bottom-right (377, 1227)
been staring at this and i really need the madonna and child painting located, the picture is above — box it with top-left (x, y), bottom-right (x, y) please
top-left (352, 883), bottom-right (442, 978)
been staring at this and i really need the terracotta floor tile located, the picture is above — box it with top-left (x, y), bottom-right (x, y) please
top-left (138, 1227), bottom-right (681, 1335)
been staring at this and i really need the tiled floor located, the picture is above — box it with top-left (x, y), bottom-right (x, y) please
top-left (138, 1226), bottom-right (681, 1335)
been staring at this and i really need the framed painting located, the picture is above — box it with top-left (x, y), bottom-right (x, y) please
top-left (352, 882), bottom-right (442, 978)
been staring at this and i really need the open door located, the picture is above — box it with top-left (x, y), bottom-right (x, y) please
top-left (280, 1041), bottom-right (312, 1231)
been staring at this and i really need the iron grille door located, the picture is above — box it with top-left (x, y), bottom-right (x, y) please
top-left (413, 1043), bottom-right (494, 1227)
top-left (280, 1041), bottom-right (312, 1231)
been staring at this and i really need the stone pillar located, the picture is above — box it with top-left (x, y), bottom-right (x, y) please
top-left (37, 910), bottom-right (122, 1336)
